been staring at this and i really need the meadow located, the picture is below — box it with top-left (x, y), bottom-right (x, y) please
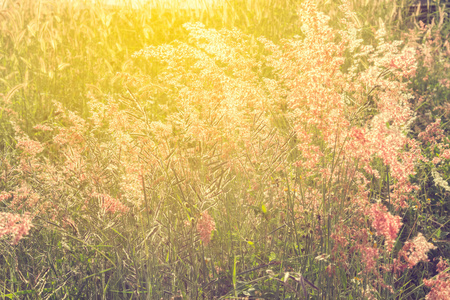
top-left (0, 0), bottom-right (449, 299)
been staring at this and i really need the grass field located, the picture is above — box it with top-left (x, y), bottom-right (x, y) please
top-left (1, 0), bottom-right (449, 299)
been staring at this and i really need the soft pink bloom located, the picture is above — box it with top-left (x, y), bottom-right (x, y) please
top-left (424, 258), bottom-right (450, 300)
top-left (369, 203), bottom-right (402, 251)
top-left (16, 139), bottom-right (43, 156)
top-left (361, 245), bottom-right (379, 273)
top-left (419, 119), bottom-right (444, 145)
top-left (406, 233), bottom-right (436, 268)
top-left (438, 78), bottom-right (450, 89)
top-left (33, 124), bottom-right (53, 131)
top-left (197, 211), bottom-right (216, 246)
top-left (432, 157), bottom-right (442, 165)
top-left (0, 191), bottom-right (11, 202)
top-left (395, 233), bottom-right (436, 273)
top-left (0, 212), bottom-right (33, 245)
top-left (440, 149), bottom-right (450, 160)
top-left (91, 192), bottom-right (129, 214)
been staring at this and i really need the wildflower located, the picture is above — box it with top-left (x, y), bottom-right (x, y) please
top-left (91, 192), bottom-right (129, 214)
top-left (352, 277), bottom-right (363, 284)
top-left (418, 119), bottom-right (445, 145)
top-left (33, 124), bottom-right (53, 131)
top-left (424, 258), bottom-right (450, 300)
top-left (361, 245), bottom-right (379, 272)
top-left (315, 254), bottom-right (330, 261)
top-left (369, 203), bottom-right (403, 251)
top-left (326, 264), bottom-right (335, 276)
top-left (0, 192), bottom-right (11, 202)
top-left (16, 139), bottom-right (43, 156)
top-left (407, 233), bottom-right (436, 267)
top-left (431, 168), bottom-right (450, 192)
top-left (197, 211), bottom-right (216, 246)
top-left (396, 233), bottom-right (436, 272)
top-left (0, 212), bottom-right (33, 245)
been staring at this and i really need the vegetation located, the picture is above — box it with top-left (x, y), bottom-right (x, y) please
top-left (0, 0), bottom-right (449, 299)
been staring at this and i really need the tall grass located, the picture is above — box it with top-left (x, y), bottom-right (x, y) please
top-left (1, 0), bottom-right (449, 299)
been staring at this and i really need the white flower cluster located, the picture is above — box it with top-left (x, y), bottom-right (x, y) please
top-left (431, 168), bottom-right (450, 192)
top-left (401, 115), bottom-right (417, 135)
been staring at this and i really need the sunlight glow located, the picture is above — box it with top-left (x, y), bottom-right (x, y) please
top-left (85, 0), bottom-right (224, 9)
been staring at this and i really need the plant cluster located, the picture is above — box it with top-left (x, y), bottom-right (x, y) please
top-left (0, 0), bottom-right (449, 299)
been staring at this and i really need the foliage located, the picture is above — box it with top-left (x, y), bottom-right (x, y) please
top-left (1, 0), bottom-right (449, 299)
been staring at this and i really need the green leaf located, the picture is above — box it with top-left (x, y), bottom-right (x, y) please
top-left (82, 267), bottom-right (114, 281)
top-left (233, 256), bottom-right (237, 297)
top-left (340, 267), bottom-right (347, 290)
top-left (269, 252), bottom-right (277, 262)
top-left (261, 204), bottom-right (267, 214)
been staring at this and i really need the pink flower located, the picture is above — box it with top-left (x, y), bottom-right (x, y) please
top-left (395, 233), bottom-right (436, 273)
top-left (369, 203), bottom-right (402, 251)
top-left (361, 245), bottom-right (379, 273)
top-left (0, 192), bottom-right (11, 202)
top-left (197, 211), bottom-right (216, 246)
top-left (16, 139), bottom-right (43, 156)
top-left (406, 233), bottom-right (436, 268)
top-left (91, 192), bottom-right (129, 214)
top-left (432, 157), bottom-right (442, 165)
top-left (33, 124), bottom-right (53, 131)
top-left (0, 212), bottom-right (33, 245)
top-left (424, 258), bottom-right (450, 300)
top-left (419, 119), bottom-right (444, 145)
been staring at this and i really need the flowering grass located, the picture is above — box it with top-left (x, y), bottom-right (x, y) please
top-left (1, 0), bottom-right (449, 299)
